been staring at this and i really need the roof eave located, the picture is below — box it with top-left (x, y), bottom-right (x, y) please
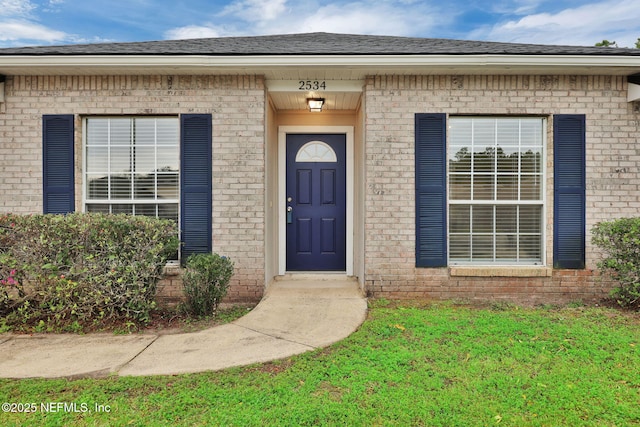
top-left (1, 54), bottom-right (640, 77)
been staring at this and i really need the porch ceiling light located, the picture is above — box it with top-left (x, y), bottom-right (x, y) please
top-left (307, 98), bottom-right (324, 112)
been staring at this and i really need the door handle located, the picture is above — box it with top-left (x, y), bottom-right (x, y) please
top-left (287, 206), bottom-right (293, 224)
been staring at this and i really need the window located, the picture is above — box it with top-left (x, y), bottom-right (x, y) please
top-left (415, 113), bottom-right (583, 269)
top-left (448, 117), bottom-right (545, 265)
top-left (44, 114), bottom-right (211, 260)
top-left (295, 140), bottom-right (338, 162)
top-left (84, 117), bottom-right (179, 223)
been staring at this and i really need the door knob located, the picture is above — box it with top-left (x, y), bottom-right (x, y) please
top-left (287, 206), bottom-right (293, 224)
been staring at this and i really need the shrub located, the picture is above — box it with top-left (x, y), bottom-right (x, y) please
top-left (0, 213), bottom-right (180, 330)
top-left (591, 217), bottom-right (640, 309)
top-left (182, 253), bottom-right (234, 317)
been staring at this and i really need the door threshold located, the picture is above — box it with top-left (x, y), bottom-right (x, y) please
top-left (285, 271), bottom-right (346, 274)
top-left (278, 272), bottom-right (350, 281)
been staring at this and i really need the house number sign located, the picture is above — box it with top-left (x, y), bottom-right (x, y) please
top-left (266, 80), bottom-right (364, 93)
top-left (298, 80), bottom-right (327, 91)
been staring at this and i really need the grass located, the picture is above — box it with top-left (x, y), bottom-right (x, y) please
top-left (0, 300), bottom-right (638, 426)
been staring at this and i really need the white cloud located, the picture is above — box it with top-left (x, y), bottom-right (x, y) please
top-left (165, 0), bottom-right (446, 40)
top-left (43, 0), bottom-right (65, 13)
top-left (0, 19), bottom-right (67, 42)
top-left (292, 2), bottom-right (437, 36)
top-left (477, 0), bottom-right (640, 46)
top-left (0, 0), bottom-right (75, 46)
top-left (165, 0), bottom-right (291, 39)
top-left (489, 0), bottom-right (544, 15)
top-left (220, 0), bottom-right (288, 22)
top-left (0, 0), bottom-right (35, 17)
top-left (164, 25), bottom-right (225, 40)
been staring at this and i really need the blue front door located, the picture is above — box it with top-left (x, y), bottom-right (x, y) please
top-left (286, 134), bottom-right (346, 271)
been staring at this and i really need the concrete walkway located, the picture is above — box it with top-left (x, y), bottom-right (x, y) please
top-left (0, 276), bottom-right (367, 379)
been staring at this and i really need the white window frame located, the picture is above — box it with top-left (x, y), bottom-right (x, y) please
top-left (82, 116), bottom-right (180, 222)
top-left (447, 116), bottom-right (547, 266)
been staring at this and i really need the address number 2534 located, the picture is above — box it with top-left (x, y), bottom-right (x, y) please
top-left (299, 80), bottom-right (327, 91)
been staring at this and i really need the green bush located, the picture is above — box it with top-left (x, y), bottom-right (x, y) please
top-left (0, 213), bottom-right (180, 330)
top-left (182, 253), bottom-right (234, 317)
top-left (591, 217), bottom-right (640, 309)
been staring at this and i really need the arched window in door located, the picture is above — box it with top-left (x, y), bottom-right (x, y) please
top-left (295, 140), bottom-right (338, 162)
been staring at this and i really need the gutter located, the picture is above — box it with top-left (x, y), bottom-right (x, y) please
top-left (1, 54), bottom-right (640, 75)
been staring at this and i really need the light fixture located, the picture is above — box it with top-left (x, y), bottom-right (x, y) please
top-left (307, 98), bottom-right (324, 112)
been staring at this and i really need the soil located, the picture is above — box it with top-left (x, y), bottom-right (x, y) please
top-left (3, 305), bottom-right (256, 335)
top-left (123, 305), bottom-right (257, 335)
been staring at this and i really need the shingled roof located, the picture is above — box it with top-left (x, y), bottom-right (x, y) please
top-left (2, 32), bottom-right (640, 57)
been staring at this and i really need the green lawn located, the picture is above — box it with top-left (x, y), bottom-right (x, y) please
top-left (1, 301), bottom-right (638, 426)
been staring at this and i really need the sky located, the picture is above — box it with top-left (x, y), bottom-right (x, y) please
top-left (0, 0), bottom-right (639, 48)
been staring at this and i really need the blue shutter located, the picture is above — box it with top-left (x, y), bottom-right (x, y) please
top-left (553, 114), bottom-right (586, 269)
top-left (180, 114), bottom-right (212, 259)
top-left (43, 114), bottom-right (75, 214)
top-left (415, 113), bottom-right (447, 267)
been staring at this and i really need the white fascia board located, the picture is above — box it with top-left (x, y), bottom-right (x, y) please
top-left (1, 54), bottom-right (640, 74)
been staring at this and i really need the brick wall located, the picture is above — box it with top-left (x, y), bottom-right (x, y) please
top-left (2, 72), bottom-right (637, 305)
top-left (364, 75), bottom-right (638, 304)
top-left (156, 264), bottom-right (184, 307)
top-left (0, 74), bottom-right (266, 303)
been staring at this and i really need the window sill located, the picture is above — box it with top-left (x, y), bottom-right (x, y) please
top-left (449, 266), bottom-right (552, 277)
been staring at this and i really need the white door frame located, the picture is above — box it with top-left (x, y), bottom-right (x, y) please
top-left (278, 126), bottom-right (354, 276)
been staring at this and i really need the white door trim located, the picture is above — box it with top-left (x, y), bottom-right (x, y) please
top-left (278, 126), bottom-right (354, 276)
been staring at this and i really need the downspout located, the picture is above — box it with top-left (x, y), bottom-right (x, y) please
top-left (0, 75), bottom-right (5, 103)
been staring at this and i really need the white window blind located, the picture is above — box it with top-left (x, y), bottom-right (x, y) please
top-left (84, 117), bottom-right (179, 223)
top-left (448, 117), bottom-right (545, 264)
